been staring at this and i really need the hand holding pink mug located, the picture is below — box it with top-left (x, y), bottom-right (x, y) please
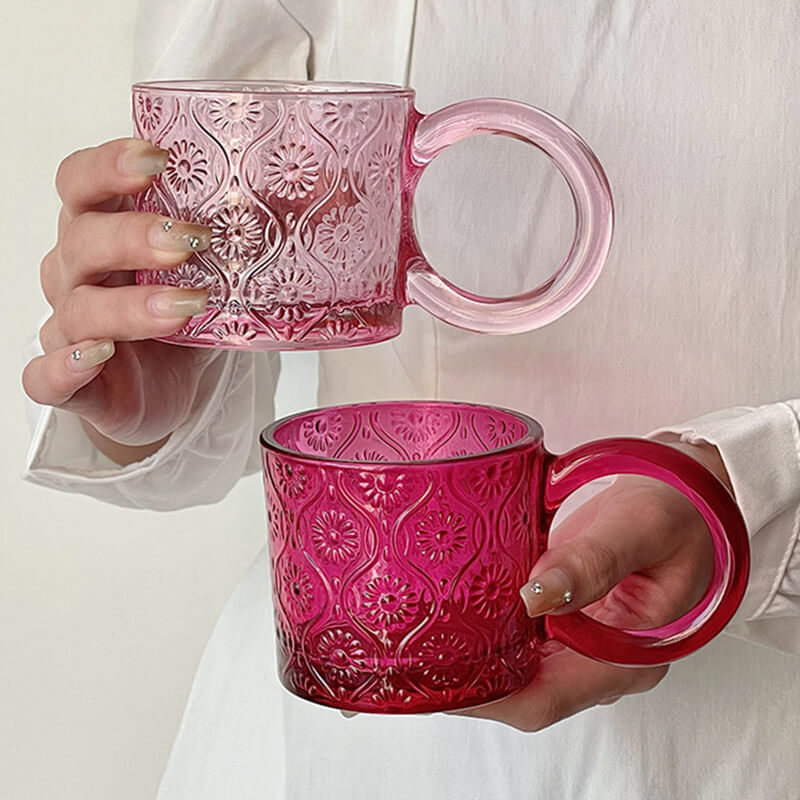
top-left (133, 80), bottom-right (613, 350)
top-left (260, 401), bottom-right (749, 715)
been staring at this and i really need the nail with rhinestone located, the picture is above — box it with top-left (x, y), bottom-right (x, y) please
top-left (66, 340), bottom-right (115, 372)
top-left (147, 218), bottom-right (210, 254)
top-left (519, 568), bottom-right (574, 617)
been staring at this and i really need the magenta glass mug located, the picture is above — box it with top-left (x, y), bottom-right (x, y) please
top-left (260, 401), bottom-right (749, 714)
top-left (132, 80), bottom-right (613, 350)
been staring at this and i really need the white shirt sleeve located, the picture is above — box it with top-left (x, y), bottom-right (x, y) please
top-left (23, 348), bottom-right (279, 511)
top-left (653, 401), bottom-right (800, 652)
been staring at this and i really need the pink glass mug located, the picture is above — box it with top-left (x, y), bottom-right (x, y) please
top-left (260, 401), bottom-right (749, 714)
top-left (132, 80), bottom-right (613, 350)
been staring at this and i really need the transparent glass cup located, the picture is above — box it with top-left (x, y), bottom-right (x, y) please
top-left (260, 401), bottom-right (750, 714)
top-left (132, 80), bottom-right (613, 350)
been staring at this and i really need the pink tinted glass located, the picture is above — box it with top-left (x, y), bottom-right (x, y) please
top-left (261, 402), bottom-right (749, 714)
top-left (132, 80), bottom-right (613, 350)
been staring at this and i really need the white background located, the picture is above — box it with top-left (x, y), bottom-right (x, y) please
top-left (0, 4), bottom-right (314, 797)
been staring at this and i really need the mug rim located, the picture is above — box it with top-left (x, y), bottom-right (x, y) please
top-left (132, 79), bottom-right (415, 98)
top-left (260, 400), bottom-right (544, 466)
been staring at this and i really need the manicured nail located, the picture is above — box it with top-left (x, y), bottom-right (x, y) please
top-left (147, 288), bottom-right (208, 318)
top-left (66, 339), bottom-right (115, 372)
top-left (147, 217), bottom-right (211, 253)
top-left (519, 568), bottom-right (573, 617)
top-left (119, 140), bottom-right (169, 177)
top-left (340, 710), bottom-right (358, 719)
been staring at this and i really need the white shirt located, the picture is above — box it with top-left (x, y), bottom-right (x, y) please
top-left (24, 2), bottom-right (800, 798)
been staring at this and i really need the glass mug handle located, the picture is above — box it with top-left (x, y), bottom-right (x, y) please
top-left (542, 438), bottom-right (750, 666)
top-left (403, 99), bottom-right (614, 333)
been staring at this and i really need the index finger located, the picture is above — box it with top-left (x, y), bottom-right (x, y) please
top-left (55, 138), bottom-right (168, 215)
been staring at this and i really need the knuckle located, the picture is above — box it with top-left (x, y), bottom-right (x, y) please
top-left (58, 214), bottom-right (85, 267)
top-left (39, 248), bottom-right (61, 301)
top-left (57, 286), bottom-right (90, 340)
top-left (21, 359), bottom-right (41, 403)
top-left (38, 316), bottom-right (58, 352)
top-left (578, 540), bottom-right (622, 592)
top-left (54, 147), bottom-right (89, 201)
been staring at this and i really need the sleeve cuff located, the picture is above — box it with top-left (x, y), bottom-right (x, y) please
top-left (651, 402), bottom-right (800, 627)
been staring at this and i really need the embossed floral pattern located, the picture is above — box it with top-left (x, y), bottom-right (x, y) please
top-left (314, 205), bottom-right (367, 265)
top-left (352, 448), bottom-right (388, 462)
top-left (213, 321), bottom-right (257, 345)
top-left (371, 681), bottom-right (412, 706)
top-left (316, 629), bottom-right (367, 684)
top-left (357, 472), bottom-right (408, 512)
top-left (414, 632), bottom-right (471, 687)
top-left (486, 416), bottom-right (522, 449)
top-left (165, 140), bottom-right (208, 195)
top-left (415, 508), bottom-right (468, 563)
top-left (321, 100), bottom-right (370, 141)
top-left (366, 143), bottom-right (398, 194)
top-left (469, 564), bottom-right (515, 618)
top-left (274, 460), bottom-right (307, 497)
top-left (207, 96), bottom-right (262, 138)
top-left (362, 262), bottom-right (395, 298)
top-left (137, 94), bottom-right (163, 133)
top-left (362, 576), bottom-right (417, 628)
top-left (301, 412), bottom-right (343, 452)
top-left (311, 510), bottom-right (358, 563)
top-left (391, 407), bottom-right (441, 444)
top-left (280, 560), bottom-right (315, 615)
top-left (210, 205), bottom-right (263, 265)
top-left (255, 265), bottom-right (315, 322)
top-left (319, 318), bottom-right (353, 340)
top-left (161, 261), bottom-right (214, 290)
top-left (466, 459), bottom-right (518, 503)
top-left (265, 142), bottom-right (320, 200)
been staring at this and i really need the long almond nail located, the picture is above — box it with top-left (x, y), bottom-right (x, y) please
top-left (119, 141), bottom-right (169, 177)
top-left (66, 340), bottom-right (115, 372)
top-left (147, 289), bottom-right (208, 318)
top-left (519, 568), bottom-right (574, 617)
top-left (147, 217), bottom-right (211, 253)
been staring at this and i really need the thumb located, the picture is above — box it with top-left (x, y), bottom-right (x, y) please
top-left (518, 491), bottom-right (676, 617)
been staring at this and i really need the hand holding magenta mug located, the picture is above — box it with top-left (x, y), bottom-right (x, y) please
top-left (260, 401), bottom-right (749, 715)
top-left (132, 80), bottom-right (613, 350)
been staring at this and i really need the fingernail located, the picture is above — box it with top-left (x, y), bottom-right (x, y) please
top-left (66, 339), bottom-right (115, 372)
top-left (147, 217), bottom-right (211, 253)
top-left (340, 710), bottom-right (358, 719)
top-left (119, 140), bottom-right (169, 177)
top-left (147, 288), bottom-right (208, 318)
top-left (519, 568), bottom-right (573, 617)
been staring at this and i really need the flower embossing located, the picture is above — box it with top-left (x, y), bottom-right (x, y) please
top-left (486, 416), bottom-right (522, 449)
top-left (319, 317), bottom-right (361, 341)
top-left (352, 449), bottom-right (388, 463)
top-left (281, 560), bottom-right (315, 616)
top-left (265, 142), bottom-right (320, 200)
top-left (255, 265), bottom-right (315, 322)
top-left (314, 205), bottom-right (367, 265)
top-left (371, 682), bottom-right (412, 707)
top-left (321, 100), bottom-right (370, 141)
top-left (165, 140), bottom-right (208, 195)
top-left (362, 576), bottom-right (417, 628)
top-left (161, 261), bottom-right (213, 290)
top-left (414, 632), bottom-right (471, 687)
top-left (357, 472), bottom-right (408, 512)
top-left (391, 407), bottom-right (440, 444)
top-left (209, 205), bottom-right (263, 266)
top-left (469, 564), bottom-right (515, 619)
top-left (301, 412), bottom-right (343, 452)
top-left (207, 96), bottom-right (263, 138)
top-left (137, 94), bottom-right (163, 133)
top-left (311, 510), bottom-right (359, 564)
top-left (366, 143), bottom-right (398, 195)
top-left (212, 321), bottom-right (257, 345)
top-left (317, 628), bottom-right (368, 684)
top-left (415, 509), bottom-right (468, 564)
top-left (274, 460), bottom-right (307, 497)
top-left (466, 460), bottom-right (518, 503)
